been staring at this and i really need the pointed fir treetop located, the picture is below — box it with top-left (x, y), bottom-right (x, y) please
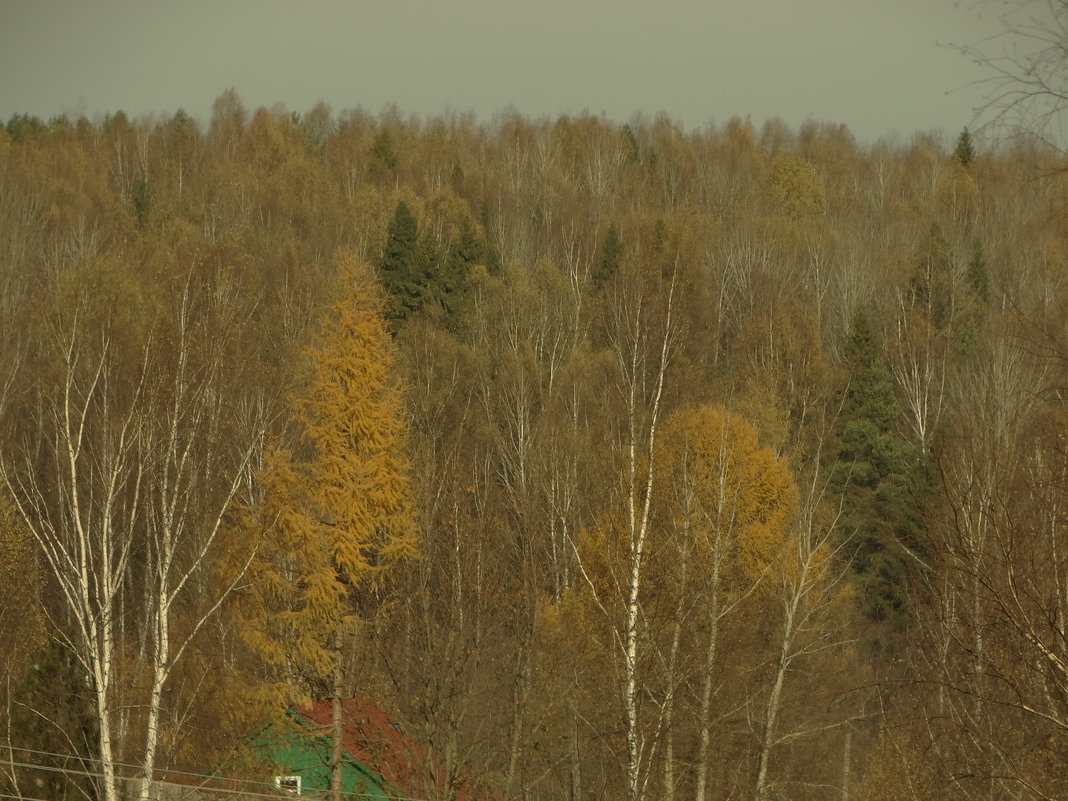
top-left (966, 238), bottom-right (990, 305)
top-left (909, 223), bottom-right (954, 330)
top-left (954, 127), bottom-right (975, 167)
top-left (381, 201), bottom-right (422, 331)
top-left (592, 223), bottom-right (624, 289)
top-left (832, 309), bottom-right (932, 624)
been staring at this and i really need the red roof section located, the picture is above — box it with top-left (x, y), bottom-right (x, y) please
top-left (294, 698), bottom-right (472, 801)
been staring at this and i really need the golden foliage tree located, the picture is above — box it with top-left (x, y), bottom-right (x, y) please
top-left (238, 251), bottom-right (417, 798)
top-left (857, 726), bottom-right (938, 801)
top-left (768, 151), bottom-right (826, 219)
top-left (657, 404), bottom-right (798, 582)
top-left (655, 404), bottom-right (798, 801)
top-left (0, 488), bottom-right (45, 685)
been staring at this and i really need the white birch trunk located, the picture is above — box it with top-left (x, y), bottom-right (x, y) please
top-left (137, 287), bottom-right (261, 801)
top-left (615, 267), bottom-right (677, 801)
top-left (0, 283), bottom-right (261, 801)
top-left (753, 595), bottom-right (796, 801)
top-left (754, 490), bottom-right (847, 801)
top-left (692, 584), bottom-right (720, 801)
top-left (0, 332), bottom-right (145, 801)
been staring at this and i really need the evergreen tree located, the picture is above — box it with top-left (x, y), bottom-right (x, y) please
top-left (909, 224), bottom-right (954, 330)
top-left (414, 229), bottom-right (443, 307)
top-left (450, 161), bottom-right (465, 192)
top-left (370, 130), bottom-right (397, 171)
top-left (955, 239), bottom-right (991, 354)
top-left (622, 123), bottom-right (641, 163)
top-left (438, 217), bottom-right (482, 325)
top-left (132, 176), bottom-right (150, 226)
top-left (479, 201), bottom-right (503, 275)
top-left (380, 201), bottom-right (422, 331)
top-left (832, 312), bottom-right (930, 624)
top-left (449, 217), bottom-right (483, 276)
top-left (5, 113), bottom-right (45, 140)
top-left (592, 223), bottom-right (624, 289)
top-left (651, 218), bottom-right (669, 257)
top-left (966, 238), bottom-right (990, 305)
top-left (0, 489), bottom-right (45, 686)
top-left (954, 127), bottom-right (975, 167)
top-left (3, 640), bottom-right (97, 801)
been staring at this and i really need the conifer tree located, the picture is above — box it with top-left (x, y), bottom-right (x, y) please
top-left (832, 312), bottom-right (930, 623)
top-left (954, 127), bottom-right (975, 167)
top-left (415, 229), bottom-right (443, 308)
top-left (909, 224), bottom-right (954, 330)
top-left (0, 488), bottom-right (45, 687)
top-left (955, 239), bottom-right (992, 354)
top-left (380, 201), bottom-right (422, 331)
top-left (592, 223), bottom-right (624, 289)
top-left (240, 252), bottom-right (417, 799)
top-left (966, 238), bottom-right (990, 305)
top-left (438, 217), bottom-right (482, 324)
top-left (370, 130), bottom-right (397, 171)
top-left (478, 201), bottom-right (503, 275)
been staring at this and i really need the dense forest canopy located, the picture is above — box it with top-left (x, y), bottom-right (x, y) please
top-left (0, 91), bottom-right (1066, 801)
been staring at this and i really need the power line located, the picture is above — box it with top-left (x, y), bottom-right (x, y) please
top-left (0, 747), bottom-right (433, 801)
top-left (0, 782), bottom-right (289, 801)
top-left (0, 791), bottom-right (64, 801)
top-left (0, 745), bottom-right (277, 789)
top-left (0, 760), bottom-right (406, 800)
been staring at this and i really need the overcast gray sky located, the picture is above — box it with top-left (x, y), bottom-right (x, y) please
top-left (0, 0), bottom-right (998, 145)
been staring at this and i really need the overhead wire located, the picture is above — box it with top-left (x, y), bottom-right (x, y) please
top-left (0, 744), bottom-right (432, 801)
top-left (0, 791), bottom-right (62, 801)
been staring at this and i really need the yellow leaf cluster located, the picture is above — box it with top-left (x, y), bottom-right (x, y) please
top-left (656, 404), bottom-right (799, 585)
top-left (240, 250), bottom-right (418, 689)
top-left (857, 727), bottom-right (938, 801)
top-left (573, 405), bottom-right (799, 616)
top-left (0, 489), bottom-right (46, 681)
top-left (768, 151), bottom-right (826, 219)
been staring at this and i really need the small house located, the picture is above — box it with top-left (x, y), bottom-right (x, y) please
top-left (255, 697), bottom-right (438, 799)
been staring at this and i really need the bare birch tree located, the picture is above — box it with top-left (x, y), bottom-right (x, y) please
top-left (134, 275), bottom-right (267, 801)
top-left (0, 263), bottom-right (268, 801)
top-left (957, 0), bottom-right (1068, 152)
top-left (571, 248), bottom-right (681, 801)
top-left (0, 313), bottom-right (147, 801)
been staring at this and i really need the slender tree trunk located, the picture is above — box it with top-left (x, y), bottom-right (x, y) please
top-left (622, 365), bottom-right (654, 801)
top-left (692, 605), bottom-right (719, 801)
top-left (663, 720), bottom-right (674, 801)
top-left (754, 633), bottom-right (791, 801)
top-left (332, 657), bottom-right (344, 801)
top-left (661, 622), bottom-right (681, 801)
top-left (623, 486), bottom-right (644, 801)
top-left (755, 543), bottom-right (806, 801)
top-left (693, 530), bottom-right (723, 801)
top-left (138, 592), bottom-right (168, 801)
top-left (93, 628), bottom-right (120, 801)
top-left (662, 534), bottom-right (689, 801)
top-left (568, 695), bottom-right (582, 801)
top-left (70, 355), bottom-right (130, 801)
top-left (841, 728), bottom-right (851, 801)
top-left (2, 675), bottom-right (22, 800)
top-left (504, 641), bottom-right (532, 801)
top-left (617, 267), bottom-right (676, 801)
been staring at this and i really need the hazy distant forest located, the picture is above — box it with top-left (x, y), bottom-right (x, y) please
top-left (1, 79), bottom-right (1067, 801)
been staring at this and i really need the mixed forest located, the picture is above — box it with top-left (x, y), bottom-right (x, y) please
top-left (0, 89), bottom-right (1067, 801)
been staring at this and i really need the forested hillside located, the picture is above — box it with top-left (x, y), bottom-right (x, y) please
top-left (0, 94), bottom-right (1066, 801)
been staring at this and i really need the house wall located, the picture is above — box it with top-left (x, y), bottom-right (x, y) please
top-left (256, 724), bottom-right (391, 799)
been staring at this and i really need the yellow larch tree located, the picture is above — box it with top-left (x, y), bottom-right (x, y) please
top-left (239, 250), bottom-right (417, 801)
